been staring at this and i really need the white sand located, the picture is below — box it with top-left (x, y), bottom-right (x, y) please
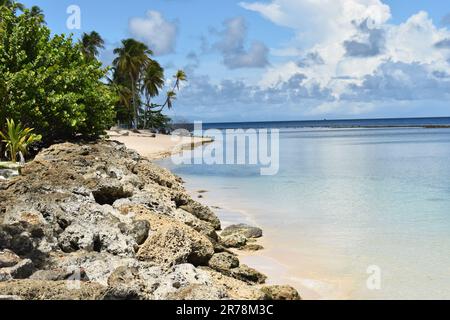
top-left (107, 130), bottom-right (212, 160)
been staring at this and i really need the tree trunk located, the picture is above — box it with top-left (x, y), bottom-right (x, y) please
top-left (130, 72), bottom-right (138, 130)
top-left (143, 98), bottom-right (147, 129)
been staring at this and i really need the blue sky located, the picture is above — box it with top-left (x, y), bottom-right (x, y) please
top-left (22, 0), bottom-right (450, 122)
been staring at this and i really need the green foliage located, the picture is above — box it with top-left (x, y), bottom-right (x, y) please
top-left (138, 110), bottom-right (171, 130)
top-left (0, 118), bottom-right (41, 162)
top-left (0, 6), bottom-right (116, 141)
top-left (111, 38), bottom-right (187, 130)
top-left (81, 31), bottom-right (105, 59)
top-left (0, 0), bottom-right (24, 11)
top-left (112, 39), bottom-right (153, 129)
top-left (142, 60), bottom-right (164, 99)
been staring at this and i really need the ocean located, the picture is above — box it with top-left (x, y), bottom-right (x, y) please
top-left (174, 116), bottom-right (450, 131)
top-left (159, 117), bottom-right (450, 299)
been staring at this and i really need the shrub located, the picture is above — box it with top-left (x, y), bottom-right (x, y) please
top-left (0, 6), bottom-right (116, 141)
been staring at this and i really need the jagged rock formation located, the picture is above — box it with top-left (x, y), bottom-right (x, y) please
top-left (0, 141), bottom-right (300, 300)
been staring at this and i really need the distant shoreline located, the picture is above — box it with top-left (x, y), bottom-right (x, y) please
top-left (172, 116), bottom-right (450, 131)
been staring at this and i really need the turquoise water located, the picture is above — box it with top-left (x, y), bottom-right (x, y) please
top-left (160, 127), bottom-right (450, 299)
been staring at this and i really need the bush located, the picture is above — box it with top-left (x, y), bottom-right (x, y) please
top-left (0, 6), bottom-right (116, 141)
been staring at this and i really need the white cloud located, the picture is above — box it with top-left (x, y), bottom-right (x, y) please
top-left (174, 1), bottom-right (450, 120)
top-left (129, 11), bottom-right (177, 55)
top-left (258, 61), bottom-right (301, 88)
top-left (240, 0), bottom-right (450, 105)
top-left (240, 0), bottom-right (391, 46)
top-left (212, 17), bottom-right (269, 69)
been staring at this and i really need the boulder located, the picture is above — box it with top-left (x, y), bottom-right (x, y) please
top-left (202, 268), bottom-right (267, 300)
top-left (179, 201), bottom-right (221, 230)
top-left (30, 268), bottom-right (89, 282)
top-left (0, 259), bottom-right (34, 282)
top-left (230, 265), bottom-right (267, 284)
top-left (47, 251), bottom-right (142, 286)
top-left (167, 284), bottom-right (228, 300)
top-left (239, 244), bottom-right (264, 252)
top-left (130, 220), bottom-right (150, 245)
top-left (103, 266), bottom-right (148, 300)
top-left (0, 225), bottom-right (35, 256)
top-left (0, 250), bottom-right (21, 268)
top-left (221, 224), bottom-right (263, 239)
top-left (58, 224), bottom-right (96, 253)
top-left (137, 221), bottom-right (214, 267)
top-left (261, 285), bottom-right (302, 300)
top-left (208, 253), bottom-right (239, 271)
top-left (58, 222), bottom-right (136, 257)
top-left (170, 209), bottom-right (218, 241)
top-left (118, 220), bottom-right (150, 246)
top-left (152, 264), bottom-right (214, 299)
top-left (0, 280), bottom-right (106, 300)
top-left (221, 234), bottom-right (247, 248)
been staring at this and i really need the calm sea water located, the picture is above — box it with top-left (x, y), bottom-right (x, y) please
top-left (160, 118), bottom-right (450, 299)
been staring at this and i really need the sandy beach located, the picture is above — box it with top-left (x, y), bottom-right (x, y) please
top-left (107, 130), bottom-right (213, 160)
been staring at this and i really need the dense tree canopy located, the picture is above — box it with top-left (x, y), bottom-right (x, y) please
top-left (111, 39), bottom-right (186, 130)
top-left (0, 6), bottom-right (116, 141)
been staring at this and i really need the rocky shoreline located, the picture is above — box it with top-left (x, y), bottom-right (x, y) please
top-left (0, 141), bottom-right (300, 300)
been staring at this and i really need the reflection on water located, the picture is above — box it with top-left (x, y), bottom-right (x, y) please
top-left (159, 128), bottom-right (450, 299)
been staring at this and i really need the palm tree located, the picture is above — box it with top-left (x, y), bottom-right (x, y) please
top-left (111, 80), bottom-right (133, 126)
top-left (141, 59), bottom-right (165, 128)
top-left (81, 31), bottom-right (105, 59)
top-left (142, 60), bottom-right (165, 99)
top-left (28, 5), bottom-right (45, 25)
top-left (173, 70), bottom-right (187, 91)
top-left (164, 90), bottom-right (177, 110)
top-left (159, 70), bottom-right (186, 111)
top-left (113, 39), bottom-right (152, 129)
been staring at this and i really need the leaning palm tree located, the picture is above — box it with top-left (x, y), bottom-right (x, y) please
top-left (163, 90), bottom-right (177, 110)
top-left (81, 31), bottom-right (105, 59)
top-left (158, 70), bottom-right (186, 111)
top-left (173, 70), bottom-right (187, 91)
top-left (113, 39), bottom-right (152, 129)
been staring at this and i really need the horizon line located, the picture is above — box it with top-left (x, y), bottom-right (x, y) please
top-left (174, 115), bottom-right (450, 125)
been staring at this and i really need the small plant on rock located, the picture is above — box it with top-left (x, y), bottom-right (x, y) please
top-left (0, 119), bottom-right (42, 163)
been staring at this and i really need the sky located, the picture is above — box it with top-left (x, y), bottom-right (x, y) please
top-left (21, 0), bottom-right (450, 122)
